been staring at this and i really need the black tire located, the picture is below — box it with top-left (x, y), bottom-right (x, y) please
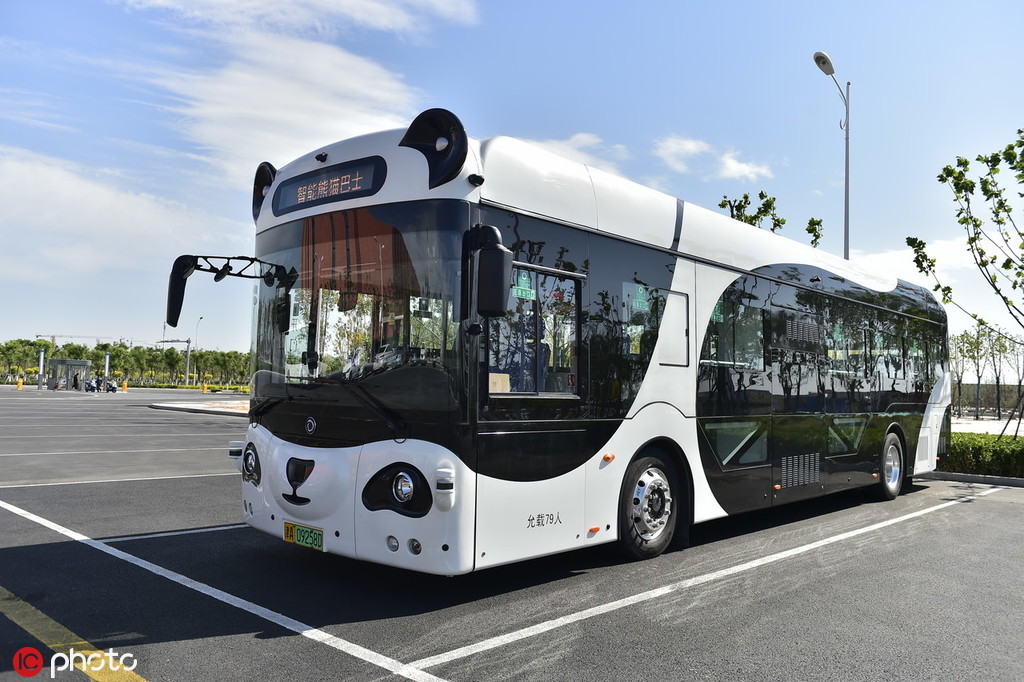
top-left (618, 454), bottom-right (680, 560)
top-left (876, 432), bottom-right (904, 501)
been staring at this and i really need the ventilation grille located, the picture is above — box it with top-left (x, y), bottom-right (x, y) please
top-left (786, 319), bottom-right (819, 344)
top-left (781, 452), bottom-right (820, 488)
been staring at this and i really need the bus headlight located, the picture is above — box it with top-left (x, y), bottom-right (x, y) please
top-left (362, 463), bottom-right (432, 518)
top-left (393, 472), bottom-right (415, 503)
top-left (241, 443), bottom-right (261, 486)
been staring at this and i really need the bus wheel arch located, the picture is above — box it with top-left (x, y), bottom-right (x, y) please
top-left (875, 425), bottom-right (907, 501)
top-left (616, 439), bottom-right (693, 560)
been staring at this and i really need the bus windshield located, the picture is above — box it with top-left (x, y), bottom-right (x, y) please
top-left (251, 200), bottom-right (467, 413)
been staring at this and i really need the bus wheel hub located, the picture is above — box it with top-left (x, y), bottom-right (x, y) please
top-left (631, 468), bottom-right (673, 540)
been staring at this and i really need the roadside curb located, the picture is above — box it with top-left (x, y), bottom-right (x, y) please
top-left (918, 471), bottom-right (1024, 488)
top-left (150, 401), bottom-right (248, 418)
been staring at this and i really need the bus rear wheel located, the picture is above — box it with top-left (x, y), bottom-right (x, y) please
top-left (876, 432), bottom-right (904, 500)
top-left (618, 454), bottom-right (679, 560)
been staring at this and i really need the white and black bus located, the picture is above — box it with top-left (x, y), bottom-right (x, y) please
top-left (166, 109), bottom-right (951, 575)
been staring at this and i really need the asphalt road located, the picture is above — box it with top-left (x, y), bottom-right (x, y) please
top-left (1, 388), bottom-right (1022, 681)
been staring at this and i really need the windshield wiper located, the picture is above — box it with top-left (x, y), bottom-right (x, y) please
top-left (250, 396), bottom-right (285, 418)
top-left (304, 376), bottom-right (409, 442)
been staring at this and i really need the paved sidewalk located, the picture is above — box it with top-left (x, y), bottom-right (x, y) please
top-left (151, 399), bottom-right (248, 417)
top-left (952, 416), bottom-right (1024, 436)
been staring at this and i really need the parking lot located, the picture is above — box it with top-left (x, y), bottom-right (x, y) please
top-left (2, 388), bottom-right (1023, 681)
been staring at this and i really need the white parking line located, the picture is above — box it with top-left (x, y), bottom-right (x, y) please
top-left (102, 524), bottom-right (249, 543)
top-left (0, 472), bottom-right (239, 489)
top-left (0, 448), bottom-right (225, 458)
top-left (0, 499), bottom-right (448, 682)
top-left (5, 432), bottom-right (242, 439)
top-left (410, 486), bottom-right (1005, 670)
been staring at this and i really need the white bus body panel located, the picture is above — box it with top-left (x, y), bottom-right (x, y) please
top-left (677, 201), bottom-right (899, 291)
top-left (477, 136), bottom-right (679, 247)
top-left (477, 136), bottom-right (598, 230)
top-left (254, 129), bottom-right (484, 234)
top-left (914, 371), bottom-right (953, 475)
top-left (475, 467), bottom-right (586, 569)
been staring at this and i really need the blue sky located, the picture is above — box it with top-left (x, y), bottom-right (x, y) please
top-left (2, 0), bottom-right (1022, 351)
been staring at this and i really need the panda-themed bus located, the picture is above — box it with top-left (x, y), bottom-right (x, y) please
top-left (166, 108), bottom-right (950, 575)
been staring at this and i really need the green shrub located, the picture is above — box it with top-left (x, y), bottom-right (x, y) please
top-left (942, 433), bottom-right (1024, 478)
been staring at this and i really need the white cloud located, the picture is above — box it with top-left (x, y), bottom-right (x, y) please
top-left (653, 135), bottom-right (775, 183)
top-left (146, 31), bottom-right (419, 185)
top-left (639, 175), bottom-right (672, 193)
top-left (528, 133), bottom-right (629, 175)
top-left (652, 135), bottom-right (711, 173)
top-left (0, 145), bottom-right (254, 347)
top-left (0, 146), bottom-right (247, 284)
top-left (117, 0), bottom-right (479, 34)
top-left (104, 1), bottom-right (482, 189)
top-left (0, 89), bottom-right (76, 132)
top-left (716, 151), bottom-right (773, 182)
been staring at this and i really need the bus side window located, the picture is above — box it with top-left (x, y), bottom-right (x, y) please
top-left (698, 293), bottom-right (769, 418)
top-left (701, 300), bottom-right (766, 372)
top-left (488, 267), bottom-right (579, 394)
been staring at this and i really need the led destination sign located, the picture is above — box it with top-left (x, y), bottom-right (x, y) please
top-left (273, 156), bottom-right (386, 215)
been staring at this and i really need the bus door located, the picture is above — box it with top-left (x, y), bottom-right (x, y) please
top-left (822, 324), bottom-right (873, 491)
top-left (695, 294), bottom-right (773, 515)
top-left (769, 308), bottom-right (827, 505)
top-left (474, 263), bottom-right (589, 568)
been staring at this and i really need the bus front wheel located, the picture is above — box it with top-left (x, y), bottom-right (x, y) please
top-left (618, 454), bottom-right (679, 560)
top-left (876, 432), bottom-right (904, 501)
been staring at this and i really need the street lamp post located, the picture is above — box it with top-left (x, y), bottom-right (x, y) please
top-left (183, 338), bottom-right (192, 386)
top-left (185, 316), bottom-right (203, 386)
top-left (813, 51), bottom-right (850, 260)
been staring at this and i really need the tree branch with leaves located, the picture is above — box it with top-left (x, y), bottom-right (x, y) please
top-left (718, 190), bottom-right (824, 247)
top-left (907, 128), bottom-right (1024, 330)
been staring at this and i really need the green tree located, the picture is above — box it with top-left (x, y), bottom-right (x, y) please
top-left (988, 327), bottom-right (1010, 419)
top-left (163, 347), bottom-right (182, 383)
top-left (949, 331), bottom-right (969, 417)
top-left (56, 343), bottom-right (89, 360)
top-left (1011, 334), bottom-right (1024, 416)
top-left (0, 337), bottom-right (251, 387)
top-left (907, 128), bottom-right (1024, 329)
top-left (718, 190), bottom-right (824, 247)
top-left (3, 339), bottom-right (52, 380)
top-left (90, 342), bottom-right (129, 377)
top-left (126, 346), bottom-right (149, 383)
top-left (962, 324), bottom-right (990, 420)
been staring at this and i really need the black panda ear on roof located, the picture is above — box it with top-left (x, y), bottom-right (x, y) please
top-left (399, 108), bottom-right (468, 189)
top-left (252, 161), bottom-right (277, 222)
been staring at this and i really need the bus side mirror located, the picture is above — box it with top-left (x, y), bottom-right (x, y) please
top-left (166, 255), bottom-right (197, 327)
top-left (476, 226), bottom-right (512, 318)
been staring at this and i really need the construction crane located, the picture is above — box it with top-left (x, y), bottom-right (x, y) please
top-left (36, 334), bottom-right (114, 345)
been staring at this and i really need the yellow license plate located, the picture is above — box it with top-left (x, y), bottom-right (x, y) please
top-left (283, 521), bottom-right (324, 551)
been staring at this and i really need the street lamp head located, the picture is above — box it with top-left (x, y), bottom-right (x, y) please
top-left (813, 51), bottom-right (835, 76)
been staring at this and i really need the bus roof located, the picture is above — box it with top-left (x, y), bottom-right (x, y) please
top-left (254, 109), bottom-right (925, 308)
